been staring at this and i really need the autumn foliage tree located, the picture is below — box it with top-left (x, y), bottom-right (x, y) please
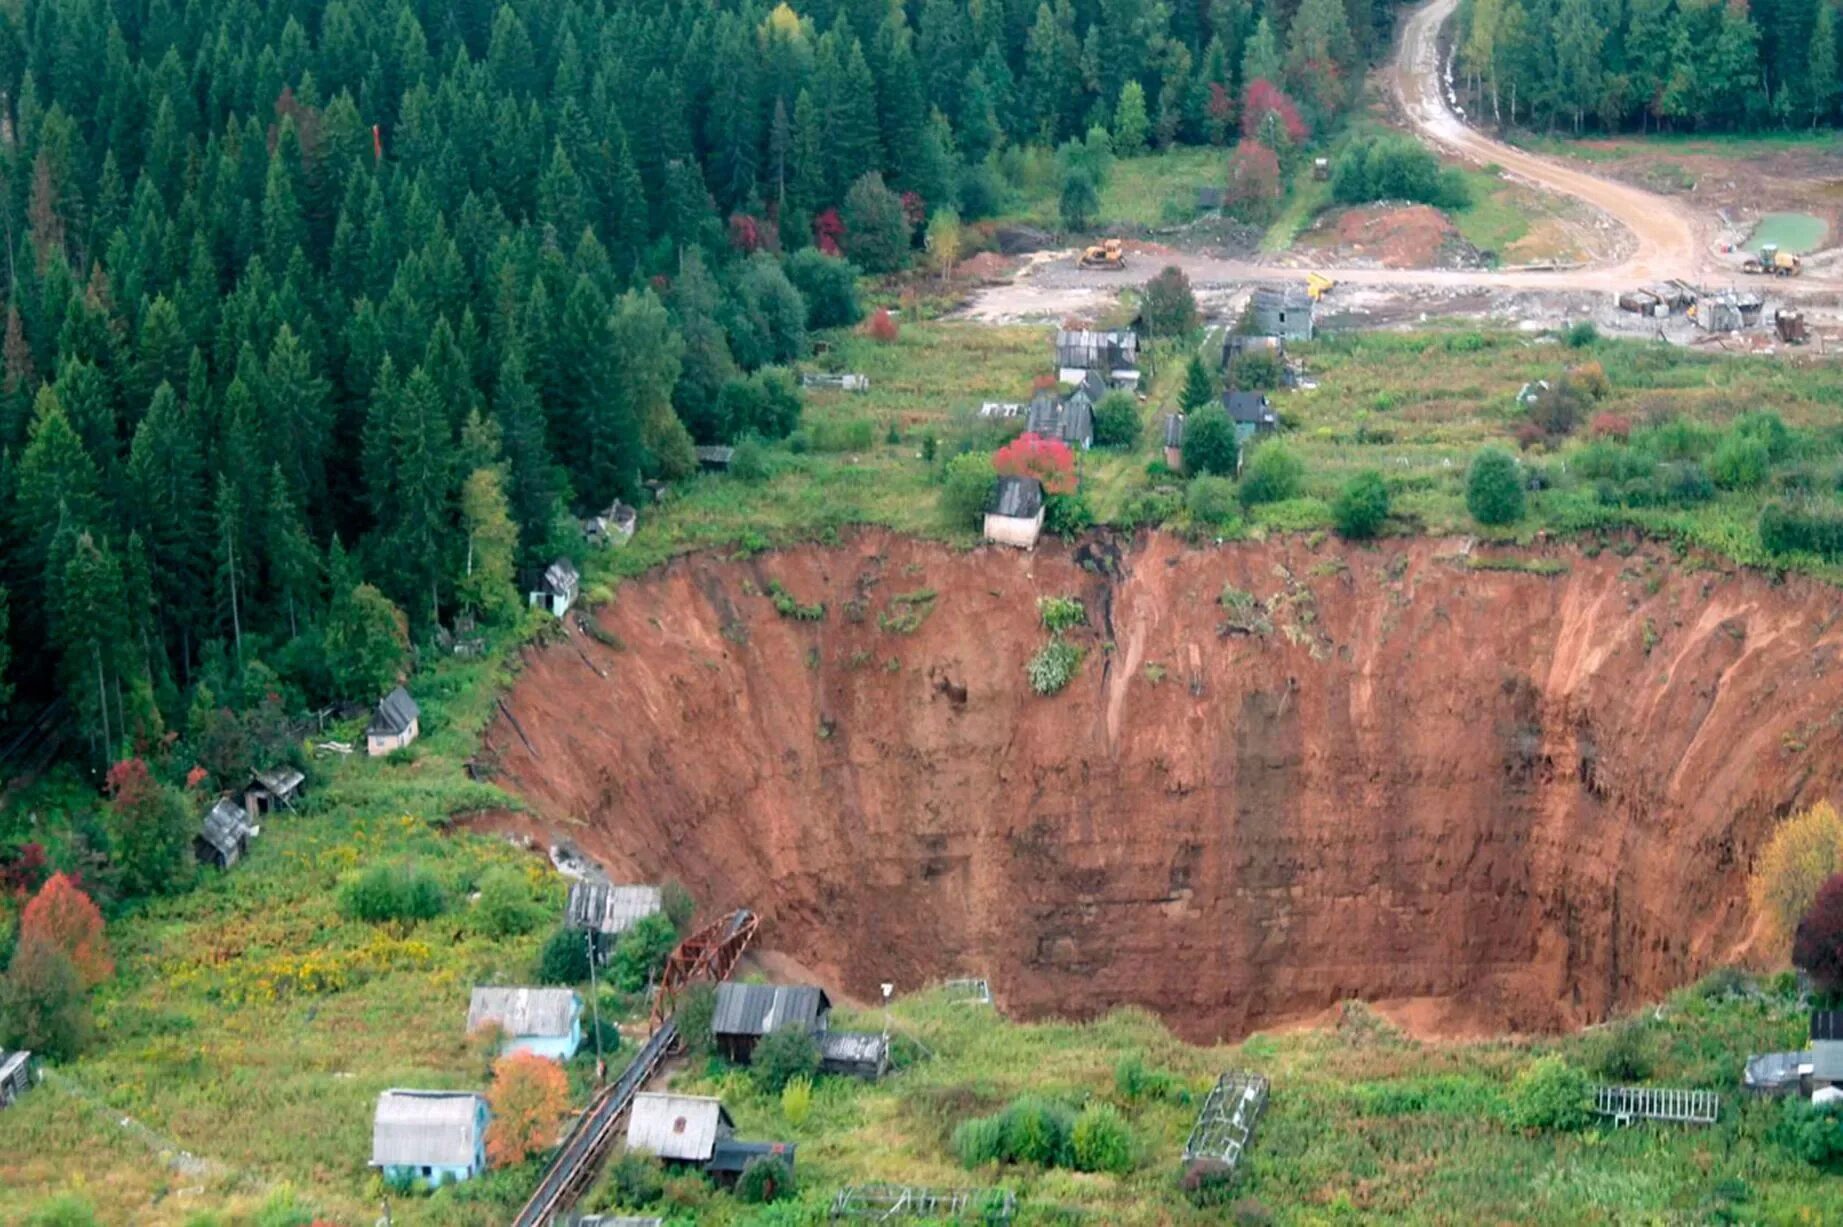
top-left (1, 874), bottom-right (111, 1058)
top-left (994, 433), bottom-right (1078, 495)
top-left (1242, 80), bottom-right (1308, 146)
top-left (1794, 873), bottom-right (1843, 993)
top-left (865, 308), bottom-right (900, 343)
top-left (105, 758), bottom-right (195, 899)
top-left (20, 874), bottom-right (112, 987)
top-left (1753, 801), bottom-right (1843, 951)
top-left (1223, 140), bottom-right (1283, 223)
top-left (486, 1051), bottom-right (571, 1165)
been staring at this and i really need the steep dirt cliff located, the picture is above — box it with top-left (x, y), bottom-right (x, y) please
top-left (481, 531), bottom-right (1843, 1042)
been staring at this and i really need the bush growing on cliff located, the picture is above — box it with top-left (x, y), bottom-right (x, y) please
top-left (1773, 1097), bottom-right (1843, 1171)
top-left (1466, 448), bottom-right (1526, 526)
top-left (1027, 640), bottom-right (1085, 696)
top-left (1333, 471), bottom-right (1391, 540)
top-left (940, 452), bottom-right (998, 530)
top-left (1070, 1102), bottom-right (1134, 1173)
top-left (1505, 1056), bottom-right (1592, 1132)
top-left (1038, 596), bottom-right (1086, 633)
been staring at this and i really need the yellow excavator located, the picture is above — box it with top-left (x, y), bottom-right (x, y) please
top-left (1306, 271), bottom-right (1335, 301)
top-left (1078, 238), bottom-right (1126, 270)
top-left (1743, 243), bottom-right (1802, 277)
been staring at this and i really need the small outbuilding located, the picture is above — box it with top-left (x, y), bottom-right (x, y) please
top-left (584, 502), bottom-right (638, 548)
top-left (367, 686), bottom-right (420, 757)
top-left (983, 476), bottom-right (1045, 550)
top-left (195, 797), bottom-right (255, 870)
top-left (1054, 328), bottom-right (1139, 389)
top-left (1813, 1011), bottom-right (1843, 1088)
top-left (1025, 389), bottom-right (1092, 451)
top-left (1223, 391), bottom-right (1278, 445)
top-left (711, 983), bottom-right (832, 1063)
top-left (243, 767), bottom-right (305, 818)
top-left (694, 446), bottom-right (735, 472)
top-left (818, 1029), bottom-right (890, 1079)
top-left (371, 1089), bottom-right (489, 1188)
top-left (529, 559), bottom-right (580, 618)
top-left (467, 987), bottom-right (584, 1061)
top-left (1162, 413), bottom-right (1185, 470)
top-left (1249, 286), bottom-right (1314, 341)
top-left (1743, 1049), bottom-right (1813, 1096)
top-left (705, 1138), bottom-right (797, 1187)
top-left (625, 1092), bottom-right (736, 1165)
top-left (0, 1050), bottom-right (36, 1109)
top-left (566, 882), bottom-right (664, 961)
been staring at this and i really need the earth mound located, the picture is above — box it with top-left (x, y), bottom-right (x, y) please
top-left (482, 532), bottom-right (1843, 1041)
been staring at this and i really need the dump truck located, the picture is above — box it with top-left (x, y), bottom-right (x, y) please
top-left (1743, 243), bottom-right (1803, 276)
top-left (1078, 238), bottom-right (1126, 270)
top-left (1306, 272), bottom-right (1335, 302)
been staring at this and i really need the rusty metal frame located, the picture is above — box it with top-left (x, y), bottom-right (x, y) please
top-left (649, 908), bottom-right (759, 1027)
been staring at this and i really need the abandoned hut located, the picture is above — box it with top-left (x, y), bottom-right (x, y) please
top-left (1053, 328), bottom-right (1139, 389)
top-left (817, 1029), bottom-right (890, 1079)
top-left (583, 501), bottom-right (637, 548)
top-left (711, 983), bottom-right (831, 1063)
top-left (1223, 391), bottom-right (1279, 445)
top-left (1248, 286), bottom-right (1314, 341)
top-left (566, 882), bottom-right (664, 961)
top-left (694, 445), bottom-right (735, 472)
top-left (625, 1092), bottom-right (735, 1166)
top-left (705, 1138), bottom-right (798, 1188)
top-left (370, 1089), bottom-right (489, 1188)
top-left (528, 558), bottom-right (580, 618)
top-left (0, 1050), bottom-right (36, 1109)
top-left (195, 797), bottom-right (255, 870)
top-left (366, 686), bottom-right (420, 757)
top-left (983, 476), bottom-right (1045, 550)
top-left (466, 987), bottom-right (584, 1061)
top-left (1025, 389), bottom-right (1093, 450)
top-left (243, 767), bottom-right (304, 818)
top-left (1162, 413), bottom-right (1186, 471)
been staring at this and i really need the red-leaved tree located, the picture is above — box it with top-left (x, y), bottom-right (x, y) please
top-left (0, 843), bottom-right (48, 900)
top-left (20, 873), bottom-right (112, 988)
top-left (994, 432), bottom-right (1077, 496)
top-left (813, 209), bottom-right (844, 256)
top-left (486, 1051), bottom-right (571, 1165)
top-left (1794, 872), bottom-right (1843, 993)
top-left (1242, 80), bottom-right (1308, 145)
top-left (865, 308), bottom-right (899, 343)
top-left (1224, 140), bottom-right (1283, 221)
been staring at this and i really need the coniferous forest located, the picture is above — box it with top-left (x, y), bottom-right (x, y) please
top-left (0, 0), bottom-right (1392, 796)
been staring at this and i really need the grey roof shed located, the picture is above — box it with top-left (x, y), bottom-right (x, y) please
top-left (1163, 413), bottom-right (1185, 448)
top-left (625, 1092), bottom-right (734, 1162)
top-left (1224, 391), bottom-right (1277, 429)
top-left (566, 882), bottom-right (663, 936)
top-left (370, 1090), bottom-right (485, 1168)
top-left (712, 983), bottom-right (831, 1039)
top-left (369, 687), bottom-right (419, 738)
top-left (988, 476), bottom-right (1044, 520)
top-left (467, 987), bottom-right (579, 1039)
top-left (197, 798), bottom-right (254, 865)
top-left (705, 1138), bottom-right (796, 1175)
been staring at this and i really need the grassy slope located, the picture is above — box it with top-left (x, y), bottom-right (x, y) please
top-left (6, 319), bottom-right (1843, 1222)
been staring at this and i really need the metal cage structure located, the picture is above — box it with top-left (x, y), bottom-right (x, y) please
top-left (1183, 1071), bottom-right (1270, 1173)
top-left (829, 1184), bottom-right (1017, 1221)
top-left (1592, 1085), bottom-right (1721, 1126)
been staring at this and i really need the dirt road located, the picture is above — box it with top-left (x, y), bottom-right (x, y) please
top-left (962, 0), bottom-right (1839, 320)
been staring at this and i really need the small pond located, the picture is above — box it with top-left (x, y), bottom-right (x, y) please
top-left (1745, 212), bottom-right (1828, 254)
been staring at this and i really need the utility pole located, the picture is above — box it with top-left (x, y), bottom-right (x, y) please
top-left (585, 930), bottom-right (606, 1084)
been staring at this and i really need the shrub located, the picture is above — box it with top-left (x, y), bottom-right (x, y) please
top-left (1333, 471), bottom-right (1391, 539)
top-left (1774, 1098), bottom-right (1843, 1171)
top-left (610, 912), bottom-right (679, 992)
top-left (1038, 595), bottom-right (1086, 633)
top-left (486, 1051), bottom-right (570, 1165)
top-left (1793, 873), bottom-right (1843, 993)
top-left (1092, 391), bottom-right (1141, 449)
top-left (1187, 475), bottom-right (1240, 525)
top-left (1228, 349), bottom-right (1284, 391)
top-left (662, 879), bottom-right (695, 932)
top-left (865, 308), bottom-right (899, 343)
top-left (995, 432), bottom-right (1077, 495)
top-left (0, 939), bottom-right (90, 1059)
top-left (1505, 1056), bottom-right (1592, 1132)
top-left (1180, 1160), bottom-right (1238, 1207)
top-left (1589, 1020), bottom-right (1656, 1082)
top-left (1140, 266), bottom-right (1200, 338)
top-left (1238, 441), bottom-right (1302, 507)
top-left (736, 1154), bottom-right (797, 1203)
top-left (1331, 134), bottom-right (1470, 209)
top-left (1588, 412), bottom-right (1632, 441)
top-left (1752, 801), bottom-right (1843, 947)
top-left (1000, 1096), bottom-right (1074, 1167)
top-left (1466, 448), bottom-right (1526, 526)
top-left (1059, 167), bottom-right (1099, 231)
top-left (537, 925), bottom-right (591, 984)
top-left (752, 1025), bottom-right (821, 1092)
top-left (940, 452), bottom-right (998, 529)
top-left (1222, 139), bottom-right (1283, 224)
top-left (676, 983), bottom-right (717, 1056)
top-left (1711, 431), bottom-right (1772, 490)
top-left (1115, 1055), bottom-right (1188, 1103)
top-left (781, 1075), bottom-right (814, 1126)
top-left (728, 437), bottom-right (771, 483)
top-left (24, 1195), bottom-right (99, 1227)
top-left (1182, 412), bottom-right (1239, 477)
top-left (1070, 1102), bottom-right (1134, 1173)
top-left (337, 862), bottom-right (445, 925)
top-left (1027, 640), bottom-right (1085, 696)
top-left (1565, 321), bottom-right (1599, 347)
top-left (1761, 502), bottom-right (1843, 560)
top-left (952, 1111), bottom-right (1009, 1167)
top-left (601, 1152), bottom-right (666, 1209)
top-left (784, 249), bottom-right (862, 328)
top-left (475, 867), bottom-right (544, 938)
top-left (1043, 490), bottom-right (1094, 537)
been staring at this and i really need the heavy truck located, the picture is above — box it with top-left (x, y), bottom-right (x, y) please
top-left (1078, 238), bottom-right (1126, 270)
top-left (1743, 243), bottom-right (1803, 277)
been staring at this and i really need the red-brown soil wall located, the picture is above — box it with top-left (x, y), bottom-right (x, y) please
top-left (483, 531), bottom-right (1843, 1041)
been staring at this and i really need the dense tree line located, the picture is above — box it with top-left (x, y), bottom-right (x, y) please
top-left (0, 0), bottom-right (1404, 774)
top-left (1458, 0), bottom-right (1843, 131)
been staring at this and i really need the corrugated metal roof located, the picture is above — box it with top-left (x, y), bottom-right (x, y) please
top-left (199, 798), bottom-right (252, 858)
top-left (705, 1137), bottom-right (796, 1174)
top-left (371, 1090), bottom-right (484, 1168)
top-left (566, 883), bottom-right (662, 936)
top-left (369, 686), bottom-right (419, 736)
top-left (252, 767), bottom-right (304, 797)
top-left (1223, 392), bottom-right (1276, 426)
top-left (1163, 413), bottom-right (1185, 447)
top-left (625, 1092), bottom-right (733, 1162)
top-left (818, 1029), bottom-right (887, 1072)
top-left (540, 559), bottom-right (580, 597)
top-left (711, 983), bottom-right (830, 1038)
top-left (987, 476), bottom-right (1043, 520)
top-left (467, 987), bottom-right (580, 1038)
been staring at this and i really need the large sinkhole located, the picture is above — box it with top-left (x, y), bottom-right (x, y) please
top-left (481, 530), bottom-right (1843, 1042)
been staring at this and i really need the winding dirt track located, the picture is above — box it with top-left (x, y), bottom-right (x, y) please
top-left (964, 0), bottom-right (1843, 316)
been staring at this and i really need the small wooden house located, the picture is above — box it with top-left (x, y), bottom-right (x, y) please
top-left (243, 767), bottom-right (304, 818)
top-left (1223, 391), bottom-right (1278, 445)
top-left (1162, 413), bottom-right (1185, 471)
top-left (817, 1029), bottom-right (890, 1079)
top-left (710, 983), bottom-right (831, 1064)
top-left (1054, 328), bottom-right (1140, 389)
top-left (566, 882), bottom-right (664, 962)
top-left (983, 476), bottom-right (1045, 550)
top-left (195, 797), bottom-right (255, 869)
top-left (0, 1050), bottom-right (36, 1109)
top-left (367, 687), bottom-right (420, 757)
top-left (625, 1092), bottom-right (735, 1166)
top-left (1249, 286), bottom-right (1314, 341)
top-left (467, 987), bottom-right (584, 1061)
top-left (584, 502), bottom-right (637, 548)
top-left (528, 559), bottom-right (580, 618)
top-left (694, 446), bottom-right (735, 472)
top-left (371, 1090), bottom-right (489, 1188)
top-left (1024, 389), bottom-right (1092, 451)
